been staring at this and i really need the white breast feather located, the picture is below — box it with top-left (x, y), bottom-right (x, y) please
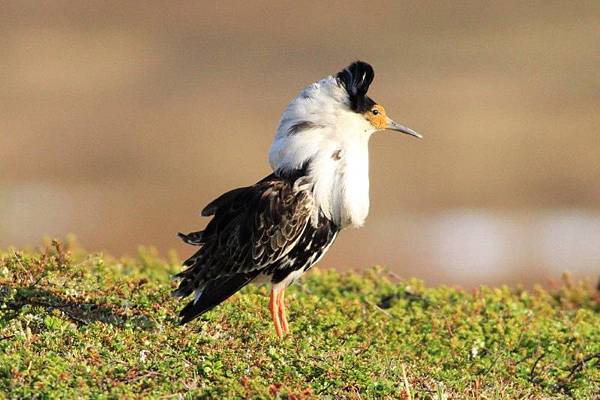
top-left (269, 76), bottom-right (375, 229)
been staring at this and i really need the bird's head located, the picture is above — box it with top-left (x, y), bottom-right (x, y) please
top-left (269, 61), bottom-right (421, 174)
top-left (336, 61), bottom-right (422, 138)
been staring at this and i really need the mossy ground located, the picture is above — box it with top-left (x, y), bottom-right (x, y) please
top-left (0, 240), bottom-right (598, 399)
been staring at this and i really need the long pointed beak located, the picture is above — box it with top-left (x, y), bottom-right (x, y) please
top-left (386, 117), bottom-right (423, 139)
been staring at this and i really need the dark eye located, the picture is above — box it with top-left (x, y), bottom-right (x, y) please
top-left (372, 109), bottom-right (379, 115)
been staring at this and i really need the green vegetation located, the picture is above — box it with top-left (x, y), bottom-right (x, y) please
top-left (0, 241), bottom-right (598, 399)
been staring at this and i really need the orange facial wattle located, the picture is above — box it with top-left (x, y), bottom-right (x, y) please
top-left (366, 104), bottom-right (387, 129)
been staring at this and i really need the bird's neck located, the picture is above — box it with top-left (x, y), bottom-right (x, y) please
top-left (269, 77), bottom-right (375, 228)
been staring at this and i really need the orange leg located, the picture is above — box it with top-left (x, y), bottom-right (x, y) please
top-left (269, 287), bottom-right (283, 338)
top-left (277, 289), bottom-right (289, 335)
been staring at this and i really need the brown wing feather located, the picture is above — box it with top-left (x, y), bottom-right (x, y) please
top-left (173, 173), bottom-right (314, 299)
top-left (251, 177), bottom-right (313, 267)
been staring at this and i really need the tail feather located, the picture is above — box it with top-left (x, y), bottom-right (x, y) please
top-left (178, 271), bottom-right (259, 325)
top-left (177, 231), bottom-right (204, 246)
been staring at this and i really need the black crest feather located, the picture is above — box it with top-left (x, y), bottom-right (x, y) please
top-left (336, 61), bottom-right (376, 113)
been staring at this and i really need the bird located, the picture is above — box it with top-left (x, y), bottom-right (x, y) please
top-left (173, 61), bottom-right (421, 337)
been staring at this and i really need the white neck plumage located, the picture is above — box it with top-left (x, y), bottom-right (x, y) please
top-left (268, 76), bottom-right (376, 229)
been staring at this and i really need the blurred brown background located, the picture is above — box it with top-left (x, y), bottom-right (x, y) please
top-left (2, 1), bottom-right (599, 287)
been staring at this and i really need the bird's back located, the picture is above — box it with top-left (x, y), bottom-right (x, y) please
top-left (173, 171), bottom-right (337, 324)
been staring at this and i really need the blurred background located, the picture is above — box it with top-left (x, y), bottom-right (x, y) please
top-left (2, 1), bottom-right (599, 287)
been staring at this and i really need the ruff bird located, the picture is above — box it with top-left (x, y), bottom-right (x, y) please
top-left (173, 61), bottom-right (421, 337)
